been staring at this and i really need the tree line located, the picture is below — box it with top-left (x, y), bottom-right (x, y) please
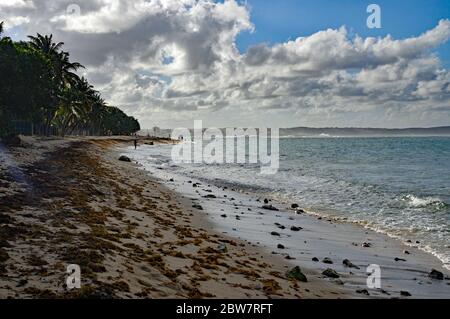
top-left (0, 22), bottom-right (140, 137)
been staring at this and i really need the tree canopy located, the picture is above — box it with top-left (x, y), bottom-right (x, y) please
top-left (0, 23), bottom-right (140, 137)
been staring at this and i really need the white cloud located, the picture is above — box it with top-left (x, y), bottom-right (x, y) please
top-left (1, 0), bottom-right (449, 128)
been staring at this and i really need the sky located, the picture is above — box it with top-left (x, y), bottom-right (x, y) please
top-left (1, 0), bottom-right (449, 129)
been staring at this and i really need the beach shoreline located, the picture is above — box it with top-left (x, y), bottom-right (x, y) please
top-left (1, 136), bottom-right (348, 299)
top-left (119, 141), bottom-right (450, 299)
top-left (1, 136), bottom-right (449, 299)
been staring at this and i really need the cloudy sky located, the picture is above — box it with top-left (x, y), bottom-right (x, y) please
top-left (1, 0), bottom-right (449, 128)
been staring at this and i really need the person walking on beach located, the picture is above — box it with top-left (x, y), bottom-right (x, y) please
top-left (134, 135), bottom-right (138, 150)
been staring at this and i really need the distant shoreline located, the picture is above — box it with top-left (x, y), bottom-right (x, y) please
top-left (140, 126), bottom-right (450, 139)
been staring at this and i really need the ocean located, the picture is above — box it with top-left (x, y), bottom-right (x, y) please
top-left (125, 136), bottom-right (450, 269)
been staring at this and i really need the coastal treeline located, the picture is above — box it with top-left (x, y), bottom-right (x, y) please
top-left (0, 22), bottom-right (140, 137)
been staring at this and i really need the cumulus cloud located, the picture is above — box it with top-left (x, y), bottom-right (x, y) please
top-left (0, 0), bottom-right (449, 128)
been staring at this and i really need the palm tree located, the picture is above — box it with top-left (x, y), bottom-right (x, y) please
top-left (28, 33), bottom-right (86, 135)
top-left (0, 21), bottom-right (11, 43)
top-left (55, 51), bottom-right (85, 88)
top-left (28, 33), bottom-right (64, 56)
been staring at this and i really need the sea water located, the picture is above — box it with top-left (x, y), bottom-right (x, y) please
top-left (125, 136), bottom-right (450, 269)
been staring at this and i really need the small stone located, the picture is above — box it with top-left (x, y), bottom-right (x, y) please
top-left (429, 269), bottom-right (444, 280)
top-left (356, 289), bottom-right (370, 296)
top-left (203, 194), bottom-right (217, 199)
top-left (343, 259), bottom-right (360, 269)
top-left (118, 155), bottom-right (132, 162)
top-left (400, 291), bottom-right (412, 297)
top-left (271, 231), bottom-right (281, 237)
top-left (192, 204), bottom-right (203, 210)
top-left (264, 198), bottom-right (269, 204)
top-left (380, 289), bottom-right (391, 295)
top-left (362, 242), bottom-right (372, 248)
top-left (322, 257), bottom-right (333, 264)
top-left (291, 204), bottom-right (299, 209)
top-left (290, 226), bottom-right (302, 232)
top-left (262, 205), bottom-right (279, 211)
top-left (220, 214), bottom-right (227, 218)
top-left (322, 268), bottom-right (340, 278)
top-left (312, 257), bottom-right (319, 262)
top-left (395, 257), bottom-right (407, 262)
top-left (277, 244), bottom-right (285, 249)
top-left (286, 266), bottom-right (307, 282)
top-left (403, 250), bottom-right (410, 255)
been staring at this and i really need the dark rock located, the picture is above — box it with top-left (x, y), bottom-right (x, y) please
top-left (291, 204), bottom-right (299, 209)
top-left (429, 269), bottom-right (444, 280)
top-left (220, 214), bottom-right (227, 218)
top-left (262, 205), bottom-right (279, 211)
top-left (395, 257), bottom-right (407, 262)
top-left (203, 194), bottom-right (217, 199)
top-left (277, 244), bottom-right (285, 249)
top-left (322, 257), bottom-right (333, 264)
top-left (380, 289), bottom-right (391, 296)
top-left (312, 257), bottom-right (319, 262)
top-left (356, 289), bottom-right (370, 296)
top-left (400, 291), bottom-right (412, 297)
top-left (286, 266), bottom-right (307, 282)
top-left (295, 209), bottom-right (306, 214)
top-left (169, 178), bottom-right (174, 182)
top-left (403, 250), bottom-right (410, 255)
top-left (270, 231), bottom-right (280, 237)
top-left (118, 155), bottom-right (132, 162)
top-left (290, 226), bottom-right (303, 232)
top-left (192, 204), bottom-right (203, 210)
top-left (343, 259), bottom-right (360, 269)
top-left (362, 242), bottom-right (372, 248)
top-left (322, 268), bottom-right (340, 278)
top-left (264, 199), bottom-right (269, 204)
top-left (285, 255), bottom-right (296, 260)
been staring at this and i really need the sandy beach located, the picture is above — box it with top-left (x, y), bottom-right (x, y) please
top-left (0, 137), bottom-right (449, 299)
top-left (0, 137), bottom-right (346, 298)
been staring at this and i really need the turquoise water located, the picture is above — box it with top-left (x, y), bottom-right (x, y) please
top-left (133, 136), bottom-right (450, 268)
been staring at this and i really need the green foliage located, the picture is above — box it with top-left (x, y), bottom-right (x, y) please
top-left (0, 22), bottom-right (140, 137)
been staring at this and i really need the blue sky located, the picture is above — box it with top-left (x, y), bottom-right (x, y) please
top-left (237, 0), bottom-right (450, 66)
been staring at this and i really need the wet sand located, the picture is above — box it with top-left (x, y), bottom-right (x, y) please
top-left (119, 143), bottom-right (450, 299)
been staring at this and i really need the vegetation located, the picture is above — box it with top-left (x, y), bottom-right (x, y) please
top-left (0, 22), bottom-right (140, 137)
